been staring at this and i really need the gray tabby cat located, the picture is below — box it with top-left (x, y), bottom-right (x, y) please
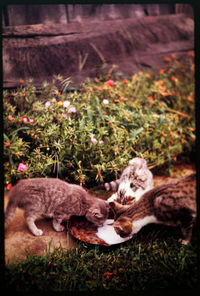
top-left (110, 174), bottom-right (196, 244)
top-left (106, 158), bottom-right (153, 204)
top-left (5, 178), bottom-right (110, 236)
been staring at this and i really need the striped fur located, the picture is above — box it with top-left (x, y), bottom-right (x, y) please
top-left (5, 178), bottom-right (109, 236)
top-left (111, 174), bottom-right (196, 244)
top-left (94, 158), bottom-right (153, 200)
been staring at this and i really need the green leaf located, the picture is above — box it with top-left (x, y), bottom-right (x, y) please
top-left (130, 127), bottom-right (144, 139)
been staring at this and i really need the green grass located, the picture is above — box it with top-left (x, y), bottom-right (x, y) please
top-left (5, 225), bottom-right (198, 293)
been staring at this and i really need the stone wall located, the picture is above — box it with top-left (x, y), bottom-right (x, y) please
top-left (3, 14), bottom-right (194, 89)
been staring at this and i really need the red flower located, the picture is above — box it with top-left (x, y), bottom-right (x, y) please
top-left (179, 112), bottom-right (186, 117)
top-left (119, 96), bottom-right (125, 101)
top-left (20, 79), bottom-right (25, 84)
top-left (103, 272), bottom-right (115, 280)
top-left (147, 96), bottom-right (154, 101)
top-left (106, 80), bottom-right (115, 87)
top-left (6, 184), bottom-right (12, 190)
top-left (4, 142), bottom-right (11, 146)
top-left (7, 115), bottom-right (14, 121)
top-left (96, 86), bottom-right (104, 91)
top-left (187, 97), bottom-right (194, 102)
top-left (19, 116), bottom-right (28, 122)
top-left (163, 57), bottom-right (172, 63)
top-left (187, 51), bottom-right (195, 57)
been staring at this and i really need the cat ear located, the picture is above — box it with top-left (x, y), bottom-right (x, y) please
top-left (91, 209), bottom-right (102, 218)
top-left (129, 157), bottom-right (146, 169)
top-left (109, 201), bottom-right (124, 212)
top-left (128, 158), bottom-right (137, 165)
top-left (112, 221), bottom-right (124, 231)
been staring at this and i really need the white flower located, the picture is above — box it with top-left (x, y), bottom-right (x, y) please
top-left (63, 100), bottom-right (70, 108)
top-left (102, 99), bottom-right (109, 105)
top-left (45, 101), bottom-right (51, 108)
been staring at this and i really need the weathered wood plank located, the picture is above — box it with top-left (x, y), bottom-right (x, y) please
top-left (4, 4), bottom-right (175, 26)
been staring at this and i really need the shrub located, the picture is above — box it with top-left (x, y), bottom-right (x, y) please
top-left (4, 53), bottom-right (195, 187)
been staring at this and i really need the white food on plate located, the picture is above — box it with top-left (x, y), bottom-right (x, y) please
top-left (96, 219), bottom-right (132, 245)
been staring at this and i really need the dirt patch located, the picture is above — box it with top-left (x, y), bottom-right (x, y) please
top-left (153, 163), bottom-right (196, 187)
top-left (4, 200), bottom-right (76, 263)
top-left (4, 163), bottom-right (195, 263)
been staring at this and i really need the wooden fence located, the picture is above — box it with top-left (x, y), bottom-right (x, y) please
top-left (2, 4), bottom-right (178, 26)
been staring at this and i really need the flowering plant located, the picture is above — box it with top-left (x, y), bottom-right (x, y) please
top-left (4, 54), bottom-right (195, 187)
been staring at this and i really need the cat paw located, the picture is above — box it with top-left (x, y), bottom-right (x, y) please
top-left (53, 223), bottom-right (65, 232)
top-left (107, 193), bottom-right (118, 202)
top-left (33, 229), bottom-right (43, 236)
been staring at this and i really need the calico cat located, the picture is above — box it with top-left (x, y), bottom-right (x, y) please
top-left (5, 178), bottom-right (109, 236)
top-left (106, 158), bottom-right (153, 204)
top-left (110, 174), bottom-right (196, 244)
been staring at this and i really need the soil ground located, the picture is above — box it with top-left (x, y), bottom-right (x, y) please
top-left (4, 163), bottom-right (195, 263)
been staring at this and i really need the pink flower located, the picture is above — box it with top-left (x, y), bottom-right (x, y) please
top-left (45, 101), bottom-right (51, 108)
top-left (61, 113), bottom-right (67, 118)
top-left (17, 163), bottom-right (27, 172)
top-left (29, 119), bottom-right (34, 124)
top-left (99, 140), bottom-right (104, 144)
top-left (91, 138), bottom-right (98, 144)
top-left (68, 107), bottom-right (76, 113)
top-left (63, 100), bottom-right (70, 108)
top-left (106, 80), bottom-right (115, 87)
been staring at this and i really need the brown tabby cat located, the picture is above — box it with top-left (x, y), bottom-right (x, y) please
top-left (5, 178), bottom-right (110, 236)
top-left (110, 174), bottom-right (196, 244)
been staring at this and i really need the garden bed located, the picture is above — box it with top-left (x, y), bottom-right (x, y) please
top-left (4, 53), bottom-right (195, 188)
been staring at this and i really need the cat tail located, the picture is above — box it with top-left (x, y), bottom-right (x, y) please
top-left (92, 180), bottom-right (120, 192)
top-left (5, 199), bottom-right (18, 227)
